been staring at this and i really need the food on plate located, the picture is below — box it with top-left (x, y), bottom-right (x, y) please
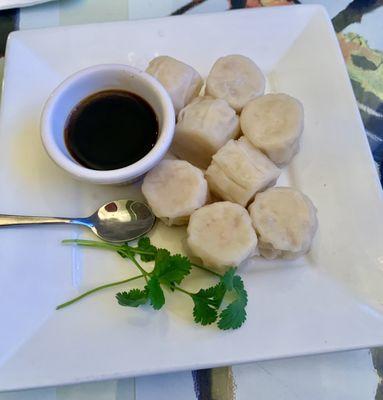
top-left (172, 96), bottom-right (240, 169)
top-left (142, 159), bottom-right (208, 226)
top-left (205, 137), bottom-right (281, 207)
top-left (146, 55), bottom-right (203, 114)
top-left (240, 93), bottom-right (304, 165)
top-left (248, 187), bottom-right (318, 260)
top-left (205, 54), bottom-right (265, 112)
top-left (58, 53), bottom-right (316, 333)
top-left (187, 201), bottom-right (258, 270)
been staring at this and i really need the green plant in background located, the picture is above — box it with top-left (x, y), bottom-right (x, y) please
top-left (338, 32), bottom-right (383, 139)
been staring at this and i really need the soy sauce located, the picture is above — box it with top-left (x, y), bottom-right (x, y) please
top-left (65, 90), bottom-right (158, 170)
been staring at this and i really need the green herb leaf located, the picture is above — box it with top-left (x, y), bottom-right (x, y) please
top-left (117, 246), bottom-right (132, 259)
top-left (217, 299), bottom-right (247, 330)
top-left (137, 237), bottom-right (157, 262)
top-left (152, 249), bottom-right (191, 285)
top-left (220, 267), bottom-right (236, 291)
top-left (146, 276), bottom-right (165, 310)
top-left (117, 250), bottom-right (128, 259)
top-left (200, 283), bottom-right (226, 308)
top-left (192, 296), bottom-right (218, 325)
top-left (116, 288), bottom-right (148, 307)
top-left (233, 275), bottom-right (247, 300)
top-left (218, 275), bottom-right (248, 330)
top-left (191, 283), bottom-right (226, 325)
top-left (60, 237), bottom-right (248, 331)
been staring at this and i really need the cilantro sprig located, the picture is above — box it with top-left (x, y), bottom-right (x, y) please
top-left (58, 237), bottom-right (248, 330)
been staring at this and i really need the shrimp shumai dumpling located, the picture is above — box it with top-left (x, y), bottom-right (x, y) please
top-left (172, 96), bottom-right (240, 169)
top-left (206, 137), bottom-right (281, 207)
top-left (142, 160), bottom-right (208, 226)
top-left (240, 93), bottom-right (304, 165)
top-left (146, 56), bottom-right (203, 115)
top-left (187, 201), bottom-right (258, 270)
top-left (248, 187), bottom-right (318, 260)
top-left (206, 54), bottom-right (265, 112)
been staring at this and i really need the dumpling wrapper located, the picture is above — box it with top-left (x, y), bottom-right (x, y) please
top-left (187, 201), bottom-right (258, 270)
top-left (172, 96), bottom-right (240, 169)
top-left (206, 54), bottom-right (265, 112)
top-left (146, 56), bottom-right (203, 115)
top-left (240, 93), bottom-right (304, 165)
top-left (142, 159), bottom-right (208, 226)
top-left (206, 137), bottom-right (281, 207)
top-left (248, 187), bottom-right (318, 259)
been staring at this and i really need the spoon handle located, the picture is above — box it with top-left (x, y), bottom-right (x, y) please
top-left (0, 214), bottom-right (73, 226)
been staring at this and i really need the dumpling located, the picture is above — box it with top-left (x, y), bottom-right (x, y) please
top-left (240, 93), bottom-right (304, 165)
top-left (172, 96), bottom-right (240, 169)
top-left (205, 137), bottom-right (281, 207)
top-left (187, 201), bottom-right (258, 270)
top-left (146, 56), bottom-right (203, 115)
top-left (248, 187), bottom-right (318, 259)
top-left (142, 159), bottom-right (208, 226)
top-left (205, 54), bottom-right (265, 112)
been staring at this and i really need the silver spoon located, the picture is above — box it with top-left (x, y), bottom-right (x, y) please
top-left (0, 199), bottom-right (155, 243)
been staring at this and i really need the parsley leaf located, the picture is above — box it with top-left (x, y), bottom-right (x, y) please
top-left (116, 289), bottom-right (148, 307)
top-left (117, 246), bottom-right (133, 259)
top-left (191, 283), bottom-right (226, 325)
top-left (232, 275), bottom-right (247, 300)
top-left (192, 296), bottom-right (218, 325)
top-left (218, 275), bottom-right (248, 330)
top-left (220, 267), bottom-right (236, 291)
top-left (152, 249), bottom-right (191, 285)
top-left (59, 238), bottom-right (249, 330)
top-left (146, 276), bottom-right (165, 310)
top-left (137, 237), bottom-right (157, 262)
top-left (217, 300), bottom-right (247, 330)
top-left (200, 283), bottom-right (226, 308)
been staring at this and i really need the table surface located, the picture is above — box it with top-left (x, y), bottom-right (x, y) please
top-left (0, 1), bottom-right (383, 399)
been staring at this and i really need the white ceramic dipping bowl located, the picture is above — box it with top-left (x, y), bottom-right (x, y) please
top-left (41, 64), bottom-right (175, 184)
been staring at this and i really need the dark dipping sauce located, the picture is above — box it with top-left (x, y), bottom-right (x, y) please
top-left (65, 89), bottom-right (158, 170)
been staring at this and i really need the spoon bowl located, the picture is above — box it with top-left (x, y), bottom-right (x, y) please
top-left (0, 199), bottom-right (156, 243)
top-left (86, 200), bottom-right (155, 242)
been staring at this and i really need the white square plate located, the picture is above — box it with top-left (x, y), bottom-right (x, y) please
top-left (1, 5), bottom-right (383, 392)
top-left (0, 0), bottom-right (53, 11)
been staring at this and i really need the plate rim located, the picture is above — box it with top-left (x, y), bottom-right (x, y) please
top-left (0, 0), bottom-right (54, 11)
